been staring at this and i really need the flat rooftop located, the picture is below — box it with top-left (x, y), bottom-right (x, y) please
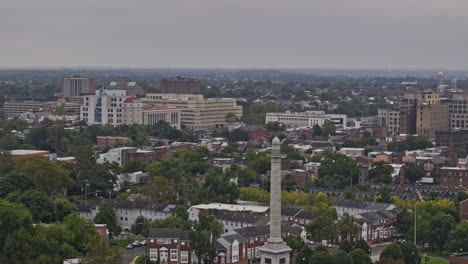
top-left (192, 203), bottom-right (269, 213)
top-left (10, 150), bottom-right (49, 155)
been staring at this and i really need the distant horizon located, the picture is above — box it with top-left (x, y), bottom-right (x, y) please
top-left (1, 65), bottom-right (467, 72)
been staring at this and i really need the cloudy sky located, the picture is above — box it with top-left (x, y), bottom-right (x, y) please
top-left (2, 0), bottom-right (468, 69)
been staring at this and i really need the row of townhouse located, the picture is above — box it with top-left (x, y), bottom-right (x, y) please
top-left (147, 224), bottom-right (304, 264)
top-left (77, 199), bottom-right (176, 230)
top-left (332, 198), bottom-right (396, 217)
top-left (189, 204), bottom-right (314, 233)
top-left (357, 208), bottom-right (401, 243)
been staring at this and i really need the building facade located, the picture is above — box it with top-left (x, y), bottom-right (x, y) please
top-left (96, 136), bottom-right (132, 148)
top-left (399, 90), bottom-right (449, 139)
top-left (416, 103), bottom-right (449, 140)
top-left (61, 75), bottom-right (96, 98)
top-left (81, 89), bottom-right (181, 128)
top-left (160, 77), bottom-right (201, 94)
top-left (145, 93), bottom-right (242, 130)
top-left (449, 92), bottom-right (468, 131)
top-left (440, 167), bottom-right (468, 189)
top-left (265, 111), bottom-right (347, 129)
top-left (122, 97), bottom-right (181, 129)
top-left (105, 78), bottom-right (145, 96)
top-left (435, 130), bottom-right (468, 153)
top-left (77, 199), bottom-right (176, 231)
top-left (81, 89), bottom-right (130, 125)
top-left (377, 108), bottom-right (400, 136)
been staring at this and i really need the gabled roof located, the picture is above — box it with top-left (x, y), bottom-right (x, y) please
top-left (76, 199), bottom-right (177, 213)
top-left (210, 210), bottom-right (269, 225)
top-left (265, 206), bottom-right (302, 217)
top-left (233, 223), bottom-right (303, 239)
top-left (332, 198), bottom-right (394, 211)
top-left (148, 228), bottom-right (190, 240)
top-left (357, 208), bottom-right (400, 224)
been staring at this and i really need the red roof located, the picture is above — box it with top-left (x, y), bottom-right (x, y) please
top-left (123, 97), bottom-right (138, 103)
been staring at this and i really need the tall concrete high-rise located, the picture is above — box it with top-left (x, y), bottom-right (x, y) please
top-left (160, 77), bottom-right (201, 94)
top-left (259, 137), bottom-right (291, 264)
top-left (61, 75), bottom-right (96, 98)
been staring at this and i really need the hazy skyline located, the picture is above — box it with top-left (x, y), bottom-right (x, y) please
top-left (2, 0), bottom-right (468, 69)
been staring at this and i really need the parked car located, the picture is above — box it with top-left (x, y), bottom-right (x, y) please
top-left (132, 241), bottom-right (141, 247)
top-left (140, 240), bottom-right (147, 246)
top-left (126, 244), bottom-right (134, 249)
top-left (307, 240), bottom-right (315, 245)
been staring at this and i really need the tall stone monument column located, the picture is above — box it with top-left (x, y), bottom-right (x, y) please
top-left (259, 137), bottom-right (292, 264)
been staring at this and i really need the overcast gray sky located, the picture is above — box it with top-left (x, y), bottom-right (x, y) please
top-left (2, 0), bottom-right (468, 69)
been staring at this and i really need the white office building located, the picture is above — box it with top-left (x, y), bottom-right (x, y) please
top-left (266, 111), bottom-right (347, 129)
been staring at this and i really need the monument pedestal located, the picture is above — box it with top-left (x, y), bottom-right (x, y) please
top-left (259, 241), bottom-right (291, 264)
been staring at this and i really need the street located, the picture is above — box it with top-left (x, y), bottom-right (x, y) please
top-left (121, 245), bottom-right (146, 264)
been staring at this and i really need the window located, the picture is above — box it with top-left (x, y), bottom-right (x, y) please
top-left (181, 251), bottom-right (188, 263)
top-left (157, 239), bottom-right (164, 244)
top-left (170, 249), bottom-right (178, 261)
top-left (150, 249), bottom-right (158, 261)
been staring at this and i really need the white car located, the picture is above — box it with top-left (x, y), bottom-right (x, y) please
top-left (139, 240), bottom-right (147, 246)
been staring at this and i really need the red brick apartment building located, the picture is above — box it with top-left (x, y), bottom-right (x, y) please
top-left (440, 167), bottom-right (468, 188)
top-left (160, 77), bottom-right (201, 94)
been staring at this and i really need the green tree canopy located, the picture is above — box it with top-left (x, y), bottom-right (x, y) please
top-left (15, 156), bottom-right (74, 196)
top-left (310, 251), bottom-right (336, 264)
top-left (354, 239), bottom-right (371, 256)
top-left (94, 202), bottom-right (118, 236)
top-left (317, 152), bottom-right (358, 188)
top-left (400, 241), bottom-right (421, 264)
top-left (428, 212), bottom-right (456, 252)
top-left (405, 162), bottom-right (424, 184)
top-left (349, 248), bottom-right (373, 264)
top-left (337, 213), bottom-right (360, 242)
top-left (380, 243), bottom-right (404, 261)
top-left (306, 202), bottom-right (338, 242)
top-left (334, 250), bottom-right (352, 264)
top-left (368, 161), bottom-right (394, 184)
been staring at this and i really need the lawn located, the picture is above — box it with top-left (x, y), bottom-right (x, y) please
top-left (111, 239), bottom-right (132, 248)
top-left (421, 256), bottom-right (449, 264)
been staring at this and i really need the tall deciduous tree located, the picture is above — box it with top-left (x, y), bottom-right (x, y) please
top-left (334, 250), bottom-right (352, 264)
top-left (400, 241), bottom-right (421, 264)
top-left (350, 248), bottom-right (373, 264)
top-left (317, 152), bottom-right (358, 188)
top-left (15, 156), bottom-right (74, 196)
top-left (428, 212), bottom-right (456, 252)
top-left (94, 202), bottom-right (119, 236)
top-left (6, 189), bottom-right (55, 223)
top-left (380, 243), bottom-right (404, 261)
top-left (144, 176), bottom-right (177, 203)
top-left (337, 213), bottom-right (360, 242)
top-left (310, 251), bottom-right (336, 264)
top-left (354, 239), bottom-right (371, 256)
top-left (448, 221), bottom-right (468, 253)
top-left (368, 161), bottom-right (394, 184)
top-left (306, 202), bottom-right (338, 242)
top-left (405, 162), bottom-right (424, 184)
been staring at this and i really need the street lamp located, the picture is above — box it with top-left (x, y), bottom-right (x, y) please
top-left (414, 181), bottom-right (421, 246)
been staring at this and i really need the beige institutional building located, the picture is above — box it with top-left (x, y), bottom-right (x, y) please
top-left (81, 90), bottom-right (241, 130)
top-left (81, 89), bottom-right (181, 128)
top-left (144, 93), bottom-right (242, 130)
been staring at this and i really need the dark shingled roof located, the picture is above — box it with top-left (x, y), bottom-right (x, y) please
top-left (148, 228), bottom-right (190, 240)
top-left (210, 210), bottom-right (269, 225)
top-left (357, 208), bottom-right (401, 224)
top-left (233, 223), bottom-right (303, 239)
top-left (332, 198), bottom-right (393, 211)
top-left (265, 206), bottom-right (303, 217)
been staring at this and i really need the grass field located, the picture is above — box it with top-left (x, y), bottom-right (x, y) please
top-left (421, 258), bottom-right (448, 264)
top-left (111, 239), bottom-right (132, 248)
